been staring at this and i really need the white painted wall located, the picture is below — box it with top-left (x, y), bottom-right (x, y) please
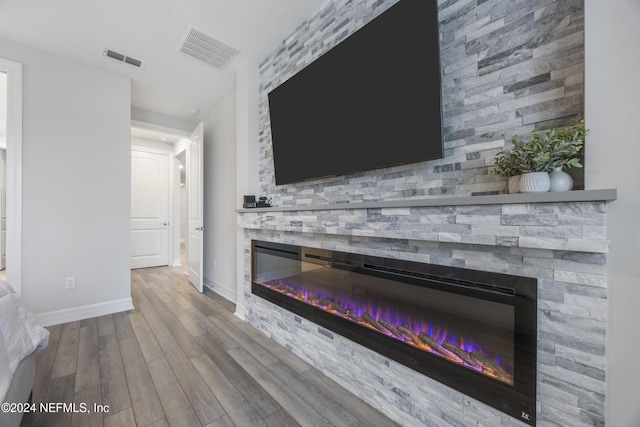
top-left (234, 58), bottom-right (260, 319)
top-left (0, 38), bottom-right (132, 322)
top-left (131, 107), bottom-right (196, 133)
top-left (203, 89), bottom-right (238, 302)
top-left (584, 1), bottom-right (640, 426)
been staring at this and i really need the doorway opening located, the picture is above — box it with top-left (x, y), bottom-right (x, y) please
top-left (0, 58), bottom-right (22, 295)
top-left (130, 121), bottom-right (204, 293)
top-left (0, 71), bottom-right (7, 280)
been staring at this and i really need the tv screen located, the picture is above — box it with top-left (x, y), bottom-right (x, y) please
top-left (267, 0), bottom-right (443, 186)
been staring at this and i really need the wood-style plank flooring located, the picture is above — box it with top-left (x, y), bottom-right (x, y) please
top-left (20, 264), bottom-right (400, 427)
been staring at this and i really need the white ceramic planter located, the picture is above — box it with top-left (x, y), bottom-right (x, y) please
top-left (549, 167), bottom-right (573, 192)
top-left (519, 172), bottom-right (550, 193)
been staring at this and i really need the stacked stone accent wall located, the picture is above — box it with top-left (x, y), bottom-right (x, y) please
top-left (247, 0), bottom-right (599, 425)
top-left (258, 0), bottom-right (585, 204)
top-left (239, 199), bottom-right (608, 426)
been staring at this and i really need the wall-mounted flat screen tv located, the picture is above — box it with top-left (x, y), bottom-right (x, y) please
top-left (267, 0), bottom-right (443, 186)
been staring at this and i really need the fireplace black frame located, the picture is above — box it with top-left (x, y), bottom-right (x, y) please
top-left (251, 240), bottom-right (538, 425)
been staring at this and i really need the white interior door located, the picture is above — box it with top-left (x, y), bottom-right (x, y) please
top-left (131, 148), bottom-right (170, 269)
top-left (187, 123), bottom-right (204, 292)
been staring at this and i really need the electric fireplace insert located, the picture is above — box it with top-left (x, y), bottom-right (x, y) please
top-left (251, 240), bottom-right (538, 424)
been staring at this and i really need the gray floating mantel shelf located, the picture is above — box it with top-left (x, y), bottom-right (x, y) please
top-left (237, 189), bottom-right (617, 213)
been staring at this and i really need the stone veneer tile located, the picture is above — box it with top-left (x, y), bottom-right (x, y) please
top-left (566, 239), bottom-right (609, 253)
top-left (564, 284), bottom-right (607, 300)
top-left (460, 399), bottom-right (505, 426)
top-left (566, 294), bottom-right (607, 322)
top-left (520, 225), bottom-right (584, 238)
top-left (539, 320), bottom-right (606, 354)
top-left (555, 345), bottom-right (607, 372)
top-left (557, 213), bottom-right (606, 226)
top-left (534, 201), bottom-right (605, 215)
top-left (538, 280), bottom-right (565, 306)
top-left (518, 236), bottom-right (609, 253)
top-left (456, 214), bottom-right (502, 224)
top-left (540, 402), bottom-right (584, 427)
top-left (501, 213), bottom-right (559, 226)
top-left (496, 236), bottom-right (519, 247)
top-left (539, 364), bottom-right (605, 396)
top-left (581, 226), bottom-right (607, 240)
top-left (539, 382), bottom-right (580, 409)
top-left (554, 270), bottom-right (607, 288)
top-left (459, 234), bottom-right (499, 246)
top-left (499, 203), bottom-right (530, 215)
top-left (541, 299), bottom-right (603, 323)
top-left (472, 224), bottom-right (521, 237)
top-left (554, 251), bottom-right (607, 265)
top-left (531, 256), bottom-right (606, 276)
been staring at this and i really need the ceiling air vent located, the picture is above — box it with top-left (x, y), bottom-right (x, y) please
top-left (178, 26), bottom-right (239, 70)
top-left (103, 49), bottom-right (145, 69)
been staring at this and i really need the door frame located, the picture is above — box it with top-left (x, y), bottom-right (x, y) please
top-left (130, 120), bottom-right (203, 291)
top-left (0, 57), bottom-right (23, 295)
top-left (131, 120), bottom-right (190, 271)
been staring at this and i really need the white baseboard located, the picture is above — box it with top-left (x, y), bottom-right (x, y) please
top-left (203, 278), bottom-right (236, 303)
top-left (35, 297), bottom-right (134, 327)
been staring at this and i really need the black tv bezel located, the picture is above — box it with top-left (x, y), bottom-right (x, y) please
top-left (267, 0), bottom-right (444, 186)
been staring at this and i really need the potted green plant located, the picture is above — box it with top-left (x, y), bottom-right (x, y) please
top-left (545, 120), bottom-right (588, 191)
top-left (493, 146), bottom-right (523, 194)
top-left (493, 134), bottom-right (548, 193)
top-left (507, 131), bottom-right (552, 192)
top-left (494, 120), bottom-right (589, 193)
top-left (516, 120), bottom-right (588, 192)
top-left (545, 119), bottom-right (588, 169)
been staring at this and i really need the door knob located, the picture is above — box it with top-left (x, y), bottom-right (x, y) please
top-left (161, 222), bottom-right (169, 226)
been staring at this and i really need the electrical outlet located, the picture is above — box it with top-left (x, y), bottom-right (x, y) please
top-left (64, 277), bottom-right (76, 290)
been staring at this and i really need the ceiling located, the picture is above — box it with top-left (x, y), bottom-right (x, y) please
top-left (0, 0), bottom-right (328, 126)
